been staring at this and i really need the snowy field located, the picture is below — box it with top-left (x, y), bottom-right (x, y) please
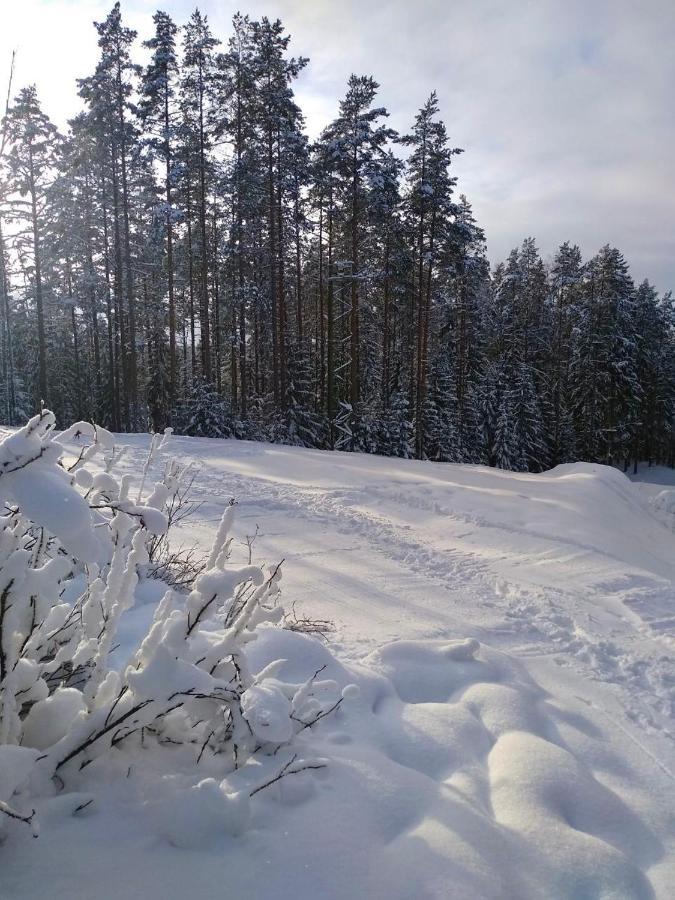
top-left (3, 431), bottom-right (675, 899)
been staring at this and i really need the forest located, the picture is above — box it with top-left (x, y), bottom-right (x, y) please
top-left (0, 2), bottom-right (673, 472)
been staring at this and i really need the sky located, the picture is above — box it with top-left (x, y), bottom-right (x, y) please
top-left (2, 0), bottom-right (674, 292)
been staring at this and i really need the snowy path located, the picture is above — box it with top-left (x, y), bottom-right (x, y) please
top-left (131, 438), bottom-right (675, 894)
top-left (161, 439), bottom-right (675, 732)
top-left (3, 434), bottom-right (675, 899)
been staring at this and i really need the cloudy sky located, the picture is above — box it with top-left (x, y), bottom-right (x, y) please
top-left (2, 0), bottom-right (674, 291)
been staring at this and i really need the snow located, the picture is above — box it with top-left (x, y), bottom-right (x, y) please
top-left (21, 689), bottom-right (87, 751)
top-left (148, 779), bottom-right (251, 848)
top-left (124, 642), bottom-right (217, 702)
top-left (0, 412), bottom-right (100, 561)
top-left (2, 432), bottom-right (675, 898)
top-left (0, 746), bottom-right (39, 803)
top-left (241, 682), bottom-right (294, 743)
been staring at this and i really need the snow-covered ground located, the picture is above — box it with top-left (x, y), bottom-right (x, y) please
top-left (3, 434), bottom-right (675, 899)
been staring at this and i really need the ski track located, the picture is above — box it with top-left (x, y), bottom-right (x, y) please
top-left (116, 442), bottom-right (675, 747)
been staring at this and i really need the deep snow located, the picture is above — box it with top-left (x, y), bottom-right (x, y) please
top-left (2, 433), bottom-right (675, 899)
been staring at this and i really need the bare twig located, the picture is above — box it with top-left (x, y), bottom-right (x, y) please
top-left (283, 602), bottom-right (334, 640)
top-left (73, 799), bottom-right (94, 815)
top-left (249, 753), bottom-right (327, 797)
top-left (0, 799), bottom-right (37, 835)
top-left (294, 697), bottom-right (345, 732)
top-left (197, 729), bottom-right (215, 764)
top-left (243, 524), bottom-right (260, 565)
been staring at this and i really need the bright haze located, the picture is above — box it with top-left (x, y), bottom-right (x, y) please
top-left (3, 0), bottom-right (673, 291)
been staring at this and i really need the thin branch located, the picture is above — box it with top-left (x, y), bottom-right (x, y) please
top-left (0, 799), bottom-right (37, 835)
top-left (250, 753), bottom-right (327, 797)
top-left (294, 696), bottom-right (344, 732)
top-left (197, 729), bottom-right (215, 763)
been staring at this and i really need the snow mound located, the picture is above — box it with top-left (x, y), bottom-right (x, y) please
top-left (22, 689), bottom-right (87, 751)
top-left (148, 779), bottom-right (251, 848)
top-left (357, 639), bottom-right (660, 899)
top-left (8, 631), bottom-right (661, 900)
top-left (652, 490), bottom-right (675, 513)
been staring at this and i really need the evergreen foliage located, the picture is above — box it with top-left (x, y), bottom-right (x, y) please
top-left (0, 5), bottom-right (673, 473)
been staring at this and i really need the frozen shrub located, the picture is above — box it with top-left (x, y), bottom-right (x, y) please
top-left (0, 412), bottom-right (346, 841)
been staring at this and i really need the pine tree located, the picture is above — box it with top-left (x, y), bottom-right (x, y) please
top-left (251, 18), bottom-right (308, 406)
top-left (402, 93), bottom-right (462, 458)
top-left (0, 7), bottom-right (672, 475)
top-left (320, 75), bottom-right (394, 429)
top-left (140, 10), bottom-right (179, 399)
top-left (219, 13), bottom-right (259, 417)
top-left (78, 2), bottom-right (143, 428)
top-left (447, 195), bottom-right (489, 461)
top-left (2, 85), bottom-right (59, 408)
top-left (180, 9), bottom-right (220, 384)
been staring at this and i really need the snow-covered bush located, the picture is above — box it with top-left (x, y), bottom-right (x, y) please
top-left (0, 411), bottom-right (346, 842)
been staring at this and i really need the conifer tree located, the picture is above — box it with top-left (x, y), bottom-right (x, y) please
top-left (402, 92), bottom-right (462, 458)
top-left (2, 85), bottom-right (59, 407)
top-left (0, 6), bottom-right (672, 473)
top-left (141, 10), bottom-right (179, 399)
top-left (180, 9), bottom-right (220, 385)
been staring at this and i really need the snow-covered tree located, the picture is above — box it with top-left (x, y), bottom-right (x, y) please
top-left (0, 8), bottom-right (672, 471)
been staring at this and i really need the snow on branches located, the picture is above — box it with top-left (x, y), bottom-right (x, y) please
top-left (0, 412), bottom-right (349, 844)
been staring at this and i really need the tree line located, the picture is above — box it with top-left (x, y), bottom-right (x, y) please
top-left (1, 3), bottom-right (673, 472)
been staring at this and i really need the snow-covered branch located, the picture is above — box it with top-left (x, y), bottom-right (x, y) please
top-left (0, 414), bottom-right (349, 843)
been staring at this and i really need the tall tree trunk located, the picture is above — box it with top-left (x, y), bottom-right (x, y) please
top-left (326, 181), bottom-right (335, 446)
top-left (268, 120), bottom-right (279, 404)
top-left (0, 220), bottom-right (16, 423)
top-left (164, 75), bottom-right (177, 400)
top-left (456, 267), bottom-right (467, 446)
top-left (318, 198), bottom-right (325, 411)
top-left (231, 303), bottom-right (238, 409)
top-left (294, 166), bottom-right (303, 345)
top-left (213, 210), bottom-right (221, 393)
top-left (83, 171), bottom-right (102, 406)
top-left (100, 168), bottom-right (119, 430)
top-left (67, 262), bottom-right (83, 421)
top-left (276, 133), bottom-right (286, 405)
top-left (186, 182), bottom-right (196, 379)
top-left (197, 52), bottom-right (211, 382)
top-left (28, 142), bottom-right (48, 406)
top-left (382, 231), bottom-right (391, 409)
top-left (349, 144), bottom-right (359, 408)
top-left (419, 209), bottom-right (437, 450)
top-left (116, 59), bottom-right (138, 425)
top-left (110, 141), bottom-right (129, 428)
top-left (235, 64), bottom-right (247, 417)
